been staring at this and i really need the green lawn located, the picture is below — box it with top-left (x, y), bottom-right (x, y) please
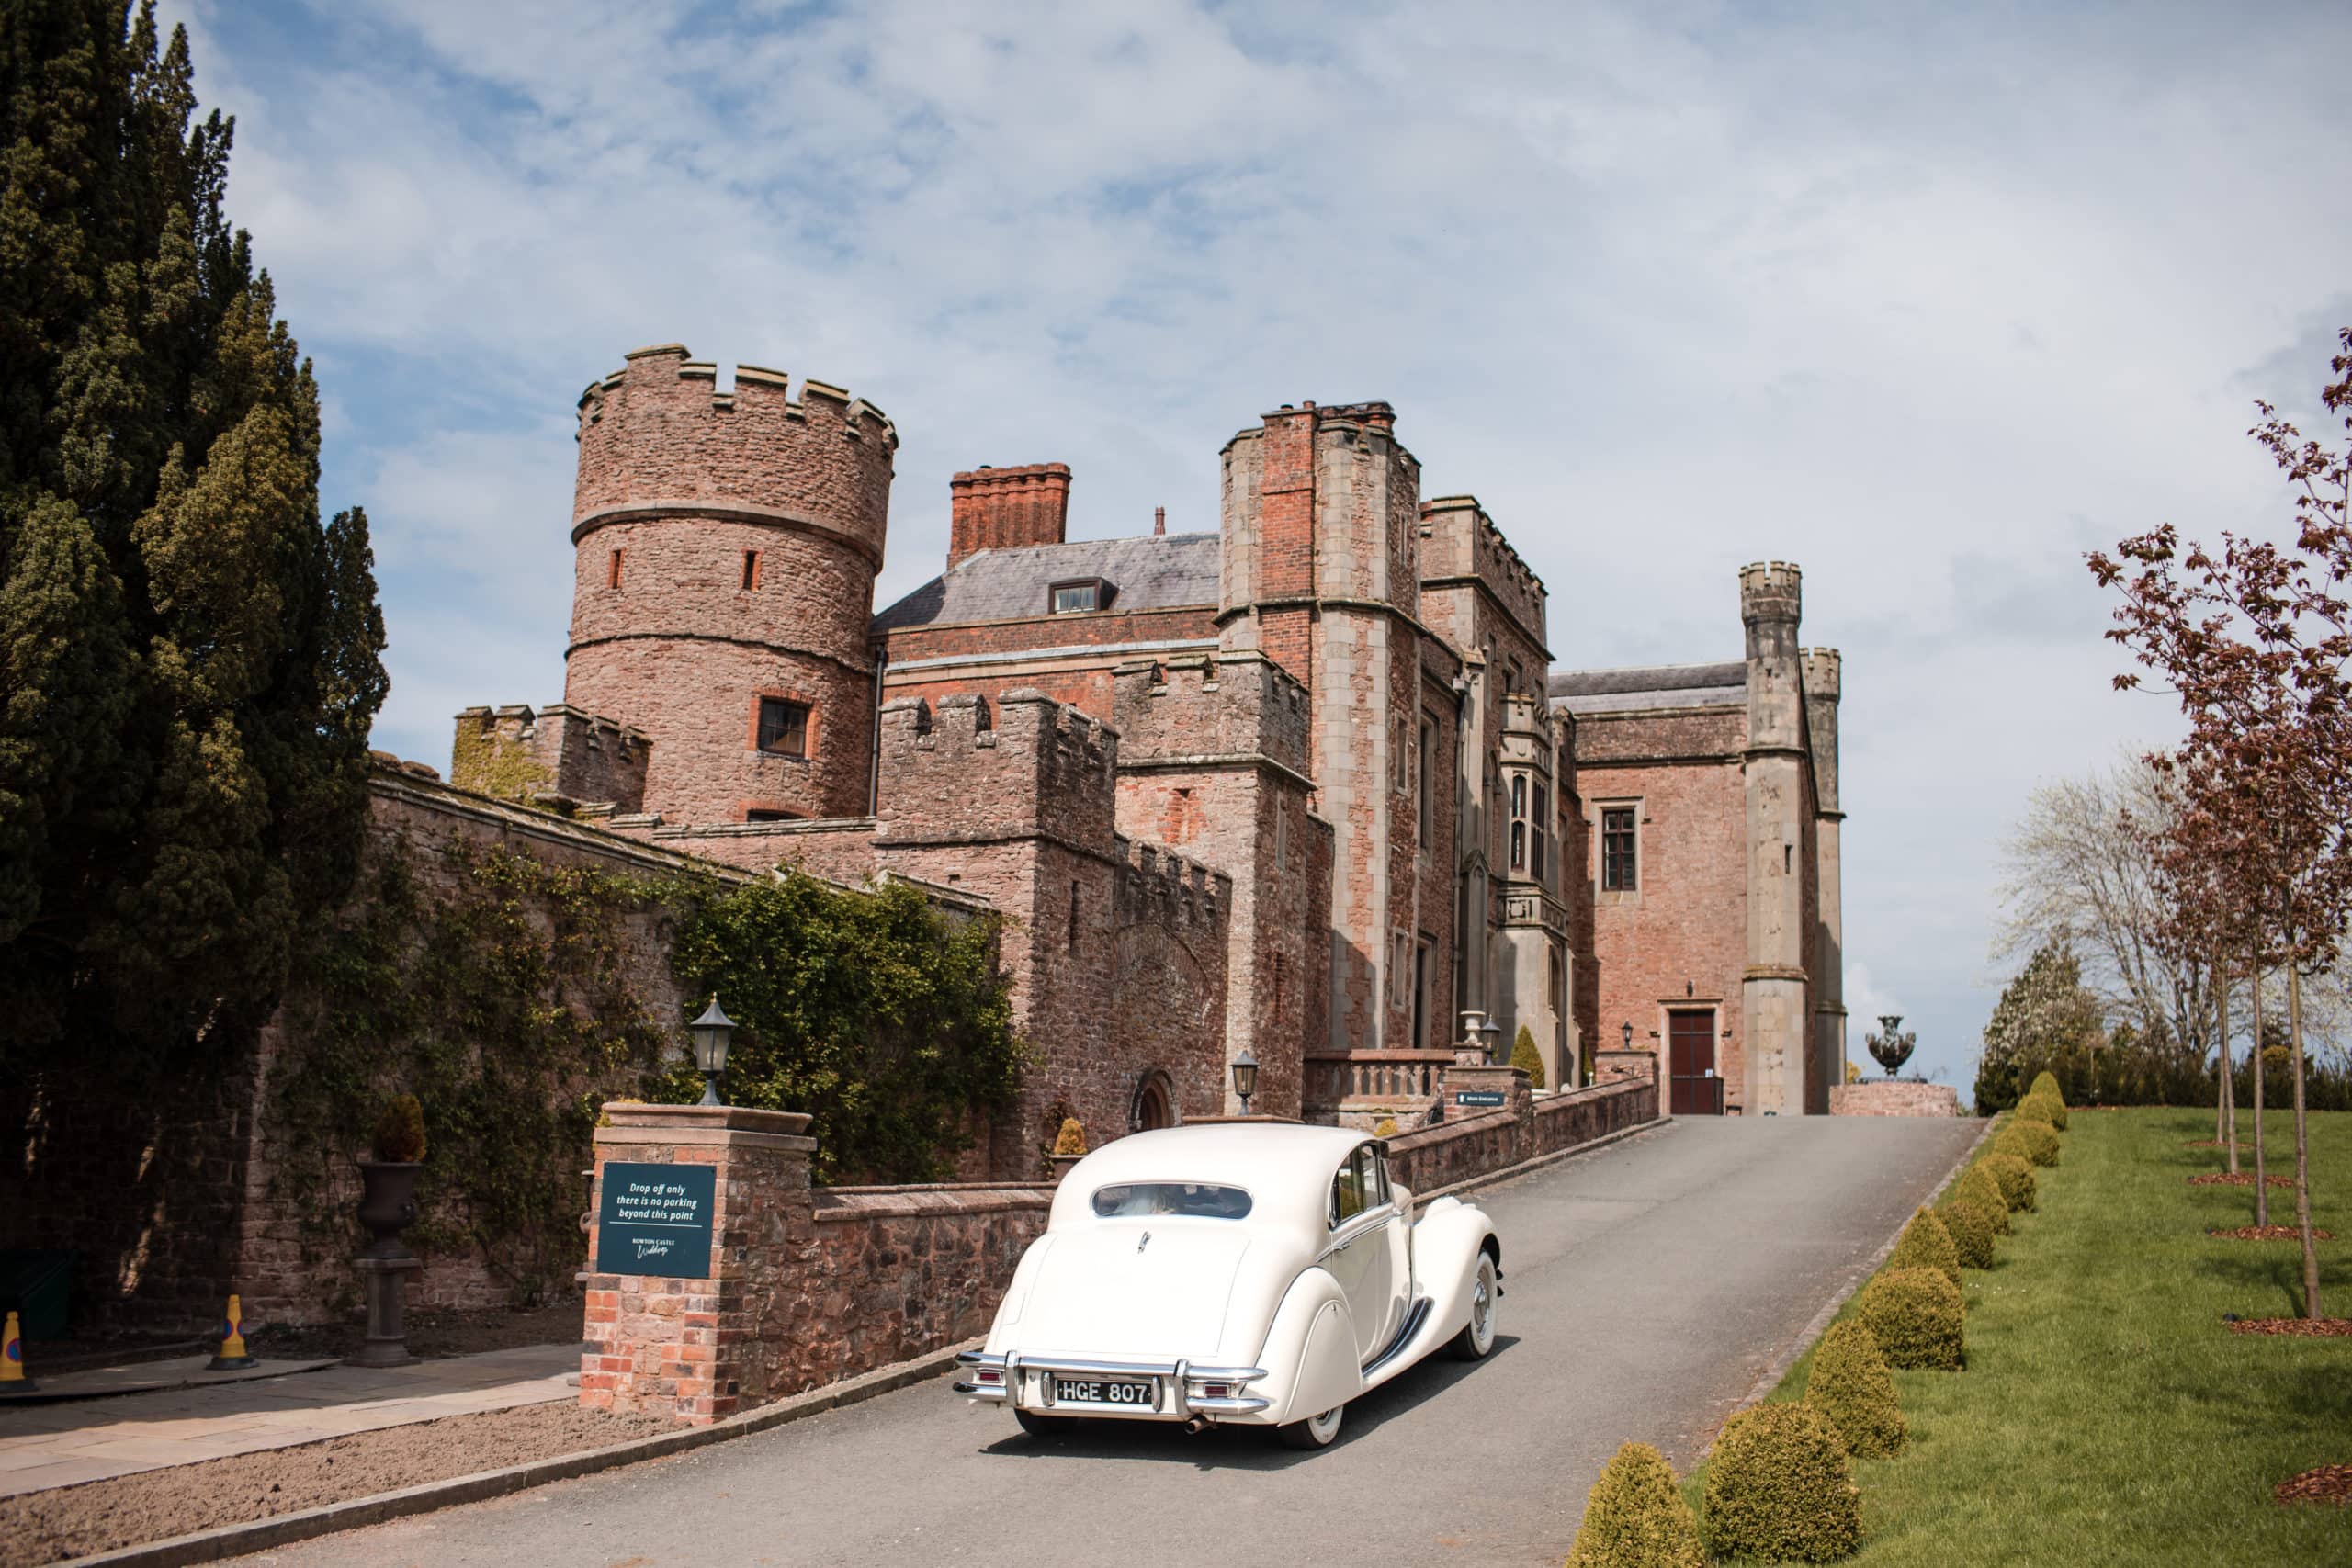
top-left (1691, 1107), bottom-right (2352, 1567)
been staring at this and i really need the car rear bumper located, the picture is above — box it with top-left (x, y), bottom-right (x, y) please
top-left (952, 1350), bottom-right (1272, 1419)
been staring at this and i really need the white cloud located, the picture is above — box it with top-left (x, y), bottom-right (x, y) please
top-left (164, 0), bottom-right (2352, 1091)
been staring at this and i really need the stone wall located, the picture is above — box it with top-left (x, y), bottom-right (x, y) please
top-left (1831, 1082), bottom-right (1964, 1118)
top-left (807, 1184), bottom-right (1052, 1376)
top-left (1385, 1074), bottom-right (1657, 1194)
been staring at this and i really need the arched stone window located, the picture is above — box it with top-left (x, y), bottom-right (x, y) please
top-left (1131, 1069), bottom-right (1177, 1132)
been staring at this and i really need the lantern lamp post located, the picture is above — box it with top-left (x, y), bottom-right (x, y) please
top-left (690, 997), bottom-right (735, 1107)
top-left (1621, 1020), bottom-right (1634, 1052)
top-left (1231, 1049), bottom-right (1259, 1115)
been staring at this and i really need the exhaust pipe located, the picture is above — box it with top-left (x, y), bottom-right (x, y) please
top-left (1183, 1416), bottom-right (1210, 1435)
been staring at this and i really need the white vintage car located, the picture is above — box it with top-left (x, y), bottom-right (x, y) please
top-left (954, 1122), bottom-right (1500, 1450)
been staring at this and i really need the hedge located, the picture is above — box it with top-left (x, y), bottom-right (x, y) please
top-left (1702, 1403), bottom-right (1863, 1562)
top-left (1805, 1318), bottom-right (1907, 1460)
top-left (1565, 1440), bottom-right (1706, 1568)
top-left (1859, 1266), bottom-right (1967, 1371)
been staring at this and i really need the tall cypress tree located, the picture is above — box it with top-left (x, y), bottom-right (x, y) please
top-left (0, 1), bottom-right (385, 1070)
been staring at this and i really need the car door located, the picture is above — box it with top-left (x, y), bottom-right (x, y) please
top-left (1324, 1144), bottom-right (1406, 1362)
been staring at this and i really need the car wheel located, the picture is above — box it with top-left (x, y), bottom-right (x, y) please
top-left (1277, 1403), bottom-right (1345, 1450)
top-left (1449, 1251), bottom-right (1498, 1360)
top-left (1015, 1409), bottom-right (1077, 1438)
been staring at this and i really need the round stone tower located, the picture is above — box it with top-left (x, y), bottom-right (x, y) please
top-left (565, 344), bottom-right (896, 824)
top-left (1740, 561), bottom-right (1808, 1114)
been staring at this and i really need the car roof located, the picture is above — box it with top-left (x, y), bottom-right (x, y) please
top-left (1050, 1122), bottom-right (1372, 1231)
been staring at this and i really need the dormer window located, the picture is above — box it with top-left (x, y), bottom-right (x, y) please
top-left (1049, 578), bottom-right (1112, 614)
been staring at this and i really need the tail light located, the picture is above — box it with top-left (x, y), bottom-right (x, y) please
top-left (1201, 1382), bottom-right (1230, 1399)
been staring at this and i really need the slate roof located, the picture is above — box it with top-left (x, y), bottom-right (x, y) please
top-left (1549, 660), bottom-right (1746, 715)
top-left (872, 533), bottom-right (1222, 632)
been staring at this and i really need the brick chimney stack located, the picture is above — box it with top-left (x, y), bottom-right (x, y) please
top-left (1154, 505), bottom-right (1166, 536)
top-left (948, 462), bottom-right (1071, 569)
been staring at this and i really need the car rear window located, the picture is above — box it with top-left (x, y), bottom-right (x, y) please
top-left (1090, 1182), bottom-right (1254, 1220)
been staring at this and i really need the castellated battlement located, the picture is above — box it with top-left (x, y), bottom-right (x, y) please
top-left (571, 343), bottom-right (896, 558)
top-left (1112, 836), bottom-right (1232, 932)
top-left (1739, 560), bottom-right (1804, 625)
top-left (874, 689), bottom-right (1117, 852)
top-left (1800, 647), bottom-right (1842, 699)
top-left (1420, 495), bottom-right (1548, 641)
top-left (1110, 652), bottom-right (1311, 777)
top-left (450, 702), bottom-right (649, 813)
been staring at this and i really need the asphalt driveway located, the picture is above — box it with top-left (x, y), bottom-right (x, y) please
top-left (255, 1113), bottom-right (1984, 1568)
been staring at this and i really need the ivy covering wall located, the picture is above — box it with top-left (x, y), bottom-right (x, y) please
top-left (265, 841), bottom-right (1028, 1307)
top-left (672, 871), bottom-right (1028, 1184)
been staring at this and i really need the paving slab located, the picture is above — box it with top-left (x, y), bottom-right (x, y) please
top-left (0, 1341), bottom-right (578, 1498)
top-left (0, 1353), bottom-right (340, 1404)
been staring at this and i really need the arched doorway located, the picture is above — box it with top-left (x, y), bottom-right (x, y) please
top-left (1131, 1070), bottom-right (1176, 1132)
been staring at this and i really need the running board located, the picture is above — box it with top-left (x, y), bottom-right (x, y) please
top-left (1362, 1297), bottom-right (1434, 1377)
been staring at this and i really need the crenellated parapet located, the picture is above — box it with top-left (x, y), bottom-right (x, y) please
top-left (1110, 651), bottom-right (1311, 780)
top-left (1419, 495), bottom-right (1549, 653)
top-left (1801, 648), bottom-right (1842, 816)
top-left (572, 343), bottom-right (896, 567)
top-left (451, 702), bottom-right (649, 813)
top-left (875, 689), bottom-right (1117, 852)
top-left (1112, 837), bottom-right (1232, 934)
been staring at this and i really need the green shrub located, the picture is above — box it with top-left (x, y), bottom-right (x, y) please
top-left (2009, 1117), bottom-right (2061, 1167)
top-left (1939, 1197), bottom-right (1996, 1269)
top-left (1512, 1024), bottom-right (1546, 1090)
top-left (1565, 1440), bottom-right (1706, 1568)
top-left (1886, 1206), bottom-right (1962, 1288)
top-left (2016, 1091), bottom-right (2068, 1132)
top-left (1702, 1403), bottom-right (1862, 1562)
top-left (2029, 1068), bottom-right (2066, 1107)
top-left (1984, 1152), bottom-right (2038, 1211)
top-left (1953, 1165), bottom-right (2010, 1234)
top-left (1859, 1266), bottom-right (1966, 1370)
top-left (370, 1094), bottom-right (426, 1163)
top-left (1051, 1117), bottom-right (1086, 1156)
top-left (1989, 1124), bottom-right (2034, 1165)
top-left (1805, 1318), bottom-right (1906, 1459)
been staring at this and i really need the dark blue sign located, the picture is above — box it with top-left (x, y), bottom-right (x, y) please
top-left (595, 1161), bottom-right (717, 1279)
top-left (1454, 1089), bottom-right (1508, 1108)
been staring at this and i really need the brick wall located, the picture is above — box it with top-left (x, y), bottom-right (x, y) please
top-left (806, 1185), bottom-right (1053, 1375)
top-left (947, 463), bottom-right (1070, 567)
top-left (1580, 743), bottom-right (1750, 1111)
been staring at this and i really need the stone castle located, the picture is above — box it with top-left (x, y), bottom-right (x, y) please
top-left (455, 344), bottom-right (1847, 1166)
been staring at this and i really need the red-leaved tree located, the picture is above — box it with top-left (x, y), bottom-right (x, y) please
top-left (2089, 327), bottom-right (2352, 1319)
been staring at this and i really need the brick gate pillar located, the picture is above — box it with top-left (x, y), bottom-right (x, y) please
top-left (580, 1104), bottom-right (815, 1425)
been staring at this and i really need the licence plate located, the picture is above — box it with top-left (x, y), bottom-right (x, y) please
top-left (1050, 1375), bottom-right (1157, 1408)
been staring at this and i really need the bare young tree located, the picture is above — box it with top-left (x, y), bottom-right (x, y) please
top-left (1996, 759), bottom-right (2221, 1061)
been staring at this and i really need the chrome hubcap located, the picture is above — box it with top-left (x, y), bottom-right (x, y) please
top-left (1473, 1268), bottom-right (1493, 1341)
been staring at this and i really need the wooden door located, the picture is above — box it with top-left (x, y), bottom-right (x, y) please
top-left (1668, 1010), bottom-right (1722, 1114)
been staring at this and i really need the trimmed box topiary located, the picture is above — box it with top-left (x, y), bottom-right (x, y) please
top-left (1702, 1402), bottom-right (1863, 1562)
top-left (2016, 1091), bottom-right (2068, 1133)
top-left (1051, 1117), bottom-right (1086, 1156)
top-left (1565, 1440), bottom-right (1706, 1568)
top-left (1953, 1165), bottom-right (2010, 1235)
top-left (370, 1093), bottom-right (426, 1163)
top-left (1938, 1196), bottom-right (1996, 1269)
top-left (1805, 1318), bottom-right (1906, 1459)
top-left (1984, 1152), bottom-right (2038, 1212)
top-left (1859, 1266), bottom-right (1966, 1370)
top-left (1511, 1024), bottom-right (1547, 1090)
top-left (1886, 1206), bottom-right (1962, 1289)
top-left (2009, 1117), bottom-right (2061, 1167)
top-left (1989, 1124), bottom-right (2034, 1166)
top-left (2030, 1068), bottom-right (2065, 1107)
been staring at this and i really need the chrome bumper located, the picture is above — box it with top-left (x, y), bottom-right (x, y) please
top-left (953, 1350), bottom-right (1272, 1416)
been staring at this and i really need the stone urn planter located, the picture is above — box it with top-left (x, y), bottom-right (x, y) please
top-left (1049, 1153), bottom-right (1083, 1184)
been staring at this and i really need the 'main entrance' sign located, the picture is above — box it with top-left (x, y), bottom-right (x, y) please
top-left (595, 1161), bottom-right (717, 1279)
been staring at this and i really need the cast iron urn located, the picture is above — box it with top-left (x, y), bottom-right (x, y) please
top-left (355, 1159), bottom-right (422, 1260)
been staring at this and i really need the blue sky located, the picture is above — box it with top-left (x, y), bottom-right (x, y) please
top-left (169, 0), bottom-right (2352, 1091)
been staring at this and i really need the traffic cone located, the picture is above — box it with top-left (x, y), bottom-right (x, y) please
top-left (206, 1293), bottom-right (258, 1371)
top-left (1, 1309), bottom-right (30, 1392)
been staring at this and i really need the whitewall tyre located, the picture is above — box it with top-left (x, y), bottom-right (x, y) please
top-left (1277, 1403), bottom-right (1345, 1450)
top-left (1450, 1253), bottom-right (1498, 1360)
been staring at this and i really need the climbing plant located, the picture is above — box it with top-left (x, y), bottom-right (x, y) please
top-left (270, 840), bottom-right (700, 1302)
top-left (671, 870), bottom-right (1028, 1183)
